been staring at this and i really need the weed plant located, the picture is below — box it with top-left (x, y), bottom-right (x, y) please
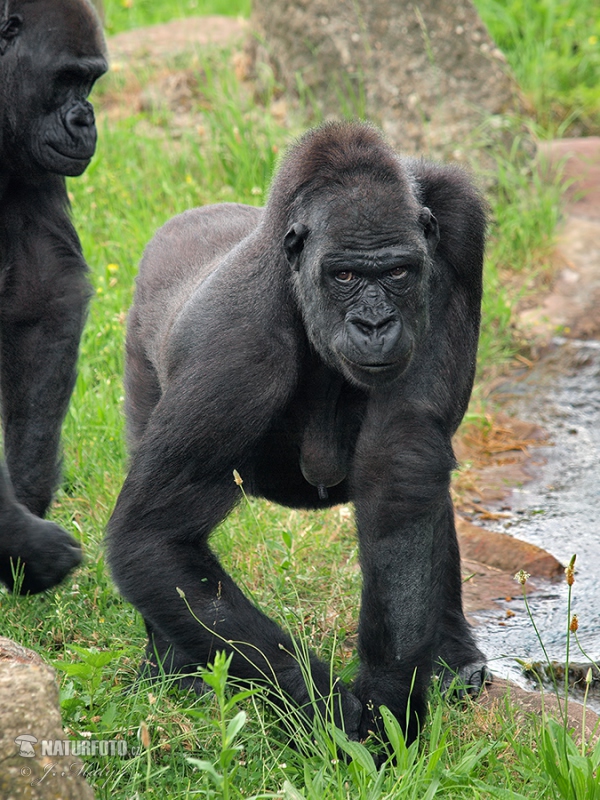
top-left (0, 1), bottom-right (597, 798)
top-left (515, 560), bottom-right (600, 800)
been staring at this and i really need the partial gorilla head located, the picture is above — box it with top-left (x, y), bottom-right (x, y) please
top-left (275, 123), bottom-right (440, 389)
top-left (0, 0), bottom-right (107, 178)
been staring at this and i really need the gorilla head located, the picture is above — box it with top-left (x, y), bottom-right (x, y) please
top-left (278, 125), bottom-right (440, 388)
top-left (0, 0), bottom-right (107, 178)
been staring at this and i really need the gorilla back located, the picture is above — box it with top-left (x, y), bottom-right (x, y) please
top-left (108, 121), bottom-right (488, 741)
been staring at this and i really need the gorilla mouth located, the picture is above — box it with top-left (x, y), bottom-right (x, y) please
top-left (46, 141), bottom-right (93, 162)
top-left (340, 354), bottom-right (397, 373)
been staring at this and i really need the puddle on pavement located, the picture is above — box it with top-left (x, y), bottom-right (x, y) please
top-left (471, 336), bottom-right (600, 709)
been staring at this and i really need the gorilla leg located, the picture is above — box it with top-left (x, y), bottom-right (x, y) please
top-left (141, 620), bottom-right (208, 694)
top-left (109, 461), bottom-right (362, 736)
top-left (123, 308), bottom-right (162, 454)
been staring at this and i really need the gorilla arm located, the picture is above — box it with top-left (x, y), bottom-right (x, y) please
top-left (350, 163), bottom-right (488, 739)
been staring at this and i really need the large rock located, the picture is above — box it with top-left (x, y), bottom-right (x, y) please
top-left (249, 0), bottom-right (521, 160)
top-left (0, 638), bottom-right (95, 800)
top-left (457, 516), bottom-right (564, 580)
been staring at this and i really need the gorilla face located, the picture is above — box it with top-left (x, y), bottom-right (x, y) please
top-left (0, 0), bottom-right (107, 178)
top-left (285, 190), bottom-right (440, 389)
top-left (31, 68), bottom-right (104, 177)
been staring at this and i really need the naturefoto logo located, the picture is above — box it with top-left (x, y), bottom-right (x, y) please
top-left (15, 735), bottom-right (37, 757)
top-left (15, 734), bottom-right (129, 757)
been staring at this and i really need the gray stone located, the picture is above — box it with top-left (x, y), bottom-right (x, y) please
top-left (0, 638), bottom-right (95, 800)
top-left (249, 0), bottom-right (522, 161)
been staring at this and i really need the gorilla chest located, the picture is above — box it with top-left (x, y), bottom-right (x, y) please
top-left (253, 365), bottom-right (366, 505)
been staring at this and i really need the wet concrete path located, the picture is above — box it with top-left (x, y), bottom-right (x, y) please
top-left (474, 338), bottom-right (600, 705)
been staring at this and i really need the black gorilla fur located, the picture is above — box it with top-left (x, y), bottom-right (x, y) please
top-left (0, 0), bottom-right (107, 593)
top-left (108, 121), bottom-right (488, 741)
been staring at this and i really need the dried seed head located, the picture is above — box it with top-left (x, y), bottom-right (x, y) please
top-left (514, 570), bottom-right (530, 586)
top-left (233, 469), bottom-right (244, 486)
top-left (569, 614), bottom-right (579, 632)
top-left (565, 555), bottom-right (576, 586)
top-left (139, 721), bottom-right (151, 749)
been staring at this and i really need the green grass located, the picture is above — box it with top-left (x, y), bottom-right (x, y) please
top-left (1, 1), bottom-right (598, 797)
top-left (473, 0), bottom-right (600, 136)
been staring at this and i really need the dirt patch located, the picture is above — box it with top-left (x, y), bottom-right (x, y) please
top-left (108, 16), bottom-right (246, 65)
top-left (479, 677), bottom-right (599, 743)
top-left (520, 139), bottom-right (600, 341)
top-left (97, 17), bottom-right (245, 131)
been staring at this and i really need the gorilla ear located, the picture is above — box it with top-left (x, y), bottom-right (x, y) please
top-left (0, 15), bottom-right (23, 55)
top-left (284, 223), bottom-right (309, 270)
top-left (419, 207), bottom-right (440, 253)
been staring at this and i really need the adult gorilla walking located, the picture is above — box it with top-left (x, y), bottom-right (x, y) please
top-left (108, 121), bottom-right (488, 741)
top-left (0, 0), bottom-right (107, 593)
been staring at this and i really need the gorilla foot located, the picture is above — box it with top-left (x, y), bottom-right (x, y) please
top-left (439, 661), bottom-right (492, 699)
top-left (0, 504), bottom-right (82, 594)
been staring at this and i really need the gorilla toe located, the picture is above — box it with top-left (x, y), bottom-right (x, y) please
top-left (439, 661), bottom-right (492, 699)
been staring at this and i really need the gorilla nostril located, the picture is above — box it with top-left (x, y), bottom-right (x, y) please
top-left (350, 315), bottom-right (398, 338)
top-left (66, 102), bottom-right (94, 129)
top-left (353, 319), bottom-right (374, 336)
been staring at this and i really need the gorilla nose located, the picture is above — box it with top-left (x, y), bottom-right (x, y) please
top-left (66, 101), bottom-right (95, 130)
top-left (347, 313), bottom-right (402, 354)
top-left (348, 313), bottom-right (398, 337)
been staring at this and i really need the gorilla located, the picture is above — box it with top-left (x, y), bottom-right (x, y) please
top-left (108, 121), bottom-right (488, 741)
top-left (0, 0), bottom-right (107, 593)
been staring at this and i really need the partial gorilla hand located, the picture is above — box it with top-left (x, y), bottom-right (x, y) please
top-left (0, 502), bottom-right (81, 594)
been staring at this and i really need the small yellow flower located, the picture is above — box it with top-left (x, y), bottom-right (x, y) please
top-left (589, 35), bottom-right (598, 45)
top-left (233, 469), bottom-right (244, 486)
top-left (107, 263), bottom-right (119, 272)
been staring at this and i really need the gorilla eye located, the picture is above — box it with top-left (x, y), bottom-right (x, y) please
top-left (335, 271), bottom-right (355, 283)
top-left (388, 267), bottom-right (408, 280)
